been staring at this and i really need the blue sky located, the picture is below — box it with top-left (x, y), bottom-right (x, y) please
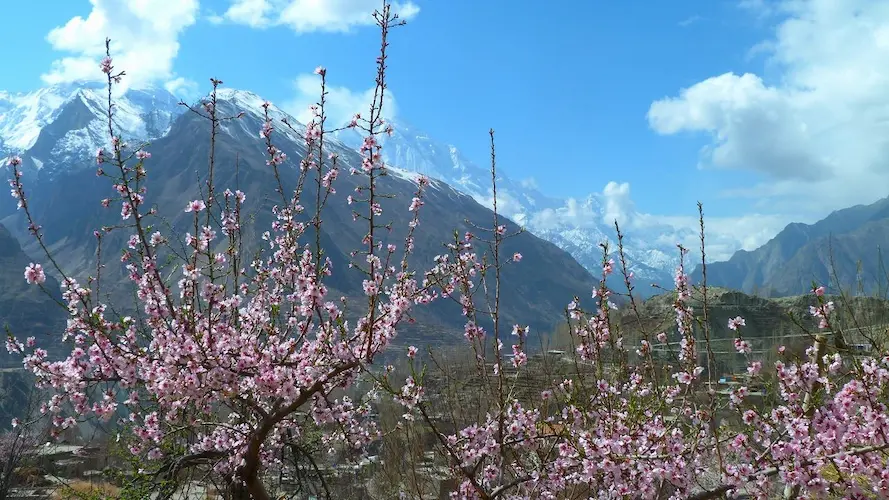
top-left (3, 0), bottom-right (889, 258)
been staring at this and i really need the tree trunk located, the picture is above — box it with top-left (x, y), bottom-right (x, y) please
top-left (226, 475), bottom-right (268, 500)
top-left (243, 472), bottom-right (271, 500)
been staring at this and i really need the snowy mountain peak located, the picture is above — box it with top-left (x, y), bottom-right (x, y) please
top-left (0, 85), bottom-right (83, 151)
top-left (0, 83), bottom-right (183, 177)
top-left (210, 88), bottom-right (319, 149)
top-left (213, 89), bottom-right (306, 127)
top-left (330, 118), bottom-right (682, 290)
top-left (214, 88), bottom-right (270, 112)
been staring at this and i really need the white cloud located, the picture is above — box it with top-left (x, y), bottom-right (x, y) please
top-left (646, 212), bottom-right (801, 262)
top-left (41, 0), bottom-right (199, 89)
top-left (283, 73), bottom-right (398, 127)
top-left (223, 0), bottom-right (271, 28)
top-left (221, 0), bottom-right (419, 32)
top-left (648, 0), bottom-right (889, 213)
top-left (519, 177), bottom-right (538, 190)
top-left (206, 13), bottom-right (226, 25)
top-left (474, 189), bottom-right (527, 222)
top-left (678, 15), bottom-right (703, 28)
top-left (530, 196), bottom-right (601, 231)
top-left (164, 77), bottom-right (199, 99)
top-left (601, 181), bottom-right (636, 228)
top-left (526, 179), bottom-right (798, 262)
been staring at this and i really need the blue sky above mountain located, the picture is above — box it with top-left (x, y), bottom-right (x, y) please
top-left (2, 0), bottom-right (889, 262)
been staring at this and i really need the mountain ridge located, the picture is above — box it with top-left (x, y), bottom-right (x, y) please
top-left (693, 196), bottom-right (889, 296)
top-left (1, 84), bottom-right (597, 346)
top-left (332, 118), bottom-right (680, 291)
top-left (7, 82), bottom-right (889, 347)
top-left (0, 81), bottom-right (182, 180)
top-left (1, 83), bottom-right (725, 298)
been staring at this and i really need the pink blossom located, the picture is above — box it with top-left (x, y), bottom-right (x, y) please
top-left (727, 316), bottom-right (746, 330)
top-left (185, 199), bottom-right (206, 213)
top-left (24, 263), bottom-right (45, 284)
top-left (734, 338), bottom-right (752, 354)
top-left (99, 56), bottom-right (113, 74)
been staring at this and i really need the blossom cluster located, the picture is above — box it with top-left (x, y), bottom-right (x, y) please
top-left (5, 9), bottom-right (434, 496)
top-left (407, 246), bottom-right (889, 499)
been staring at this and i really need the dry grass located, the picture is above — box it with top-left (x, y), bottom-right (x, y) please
top-left (51, 480), bottom-right (121, 499)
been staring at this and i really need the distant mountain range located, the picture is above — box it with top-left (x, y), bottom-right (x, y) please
top-left (2, 80), bottom-right (889, 357)
top-left (0, 83), bottom-right (596, 348)
top-left (332, 122), bottom-right (681, 293)
top-left (0, 82), bottom-right (689, 295)
top-left (693, 197), bottom-right (889, 296)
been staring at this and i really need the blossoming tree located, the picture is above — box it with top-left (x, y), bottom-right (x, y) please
top-left (397, 202), bottom-right (889, 498)
top-left (5, 1), bottom-right (889, 499)
top-left (3, 4), bottom-right (440, 499)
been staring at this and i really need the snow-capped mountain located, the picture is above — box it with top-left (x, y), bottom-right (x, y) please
top-left (0, 82), bottom-right (679, 293)
top-left (334, 122), bottom-right (564, 219)
top-left (333, 123), bottom-right (679, 291)
top-left (0, 84), bottom-right (596, 345)
top-left (0, 81), bottom-right (182, 179)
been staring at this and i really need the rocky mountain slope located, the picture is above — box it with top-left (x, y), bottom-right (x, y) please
top-left (0, 83), bottom-right (705, 299)
top-left (0, 86), bottom-right (597, 347)
top-left (0, 224), bottom-right (66, 368)
top-left (334, 122), bottom-right (680, 294)
top-left (693, 197), bottom-right (889, 297)
top-left (0, 81), bottom-right (181, 179)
